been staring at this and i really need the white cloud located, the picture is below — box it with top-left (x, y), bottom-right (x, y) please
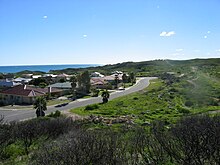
top-left (207, 31), bottom-right (211, 34)
top-left (43, 15), bottom-right (48, 19)
top-left (83, 34), bottom-right (87, 38)
top-left (204, 35), bottom-right (207, 39)
top-left (176, 49), bottom-right (183, 52)
top-left (216, 49), bottom-right (220, 52)
top-left (171, 52), bottom-right (184, 57)
top-left (171, 53), bottom-right (179, 57)
top-left (160, 31), bottom-right (175, 37)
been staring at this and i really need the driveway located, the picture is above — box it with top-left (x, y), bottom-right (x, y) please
top-left (0, 77), bottom-right (157, 122)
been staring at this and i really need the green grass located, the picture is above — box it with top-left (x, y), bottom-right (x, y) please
top-left (71, 79), bottom-right (183, 124)
top-left (47, 99), bottom-right (71, 106)
top-left (71, 77), bottom-right (220, 125)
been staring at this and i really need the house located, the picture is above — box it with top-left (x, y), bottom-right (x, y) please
top-left (49, 82), bottom-right (72, 89)
top-left (90, 77), bottom-right (108, 89)
top-left (42, 74), bottom-right (57, 78)
top-left (0, 79), bottom-right (21, 88)
top-left (21, 74), bottom-right (33, 78)
top-left (14, 77), bottom-right (32, 84)
top-left (104, 74), bottom-right (122, 83)
top-left (0, 85), bottom-right (62, 105)
top-left (91, 72), bottom-right (104, 78)
top-left (56, 73), bottom-right (71, 81)
top-left (48, 82), bottom-right (73, 94)
top-left (32, 75), bottom-right (42, 79)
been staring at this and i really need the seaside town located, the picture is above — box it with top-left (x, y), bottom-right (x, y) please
top-left (1, 0), bottom-right (220, 164)
top-left (0, 71), bottom-right (134, 106)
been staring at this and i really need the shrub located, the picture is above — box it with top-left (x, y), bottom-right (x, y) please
top-left (84, 104), bottom-right (99, 111)
top-left (133, 97), bottom-right (138, 100)
top-left (116, 101), bottom-right (124, 106)
top-left (48, 110), bottom-right (61, 118)
top-left (177, 107), bottom-right (190, 114)
top-left (185, 100), bottom-right (194, 107)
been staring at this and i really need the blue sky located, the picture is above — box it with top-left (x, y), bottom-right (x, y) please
top-left (0, 0), bottom-right (220, 65)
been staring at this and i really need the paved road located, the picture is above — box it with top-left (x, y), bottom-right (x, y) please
top-left (0, 77), bottom-right (157, 123)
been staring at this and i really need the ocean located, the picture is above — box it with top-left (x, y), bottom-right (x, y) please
top-left (0, 64), bottom-right (98, 73)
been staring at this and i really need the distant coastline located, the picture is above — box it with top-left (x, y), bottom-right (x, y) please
top-left (0, 64), bottom-right (99, 73)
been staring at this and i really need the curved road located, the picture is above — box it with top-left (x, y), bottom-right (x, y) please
top-left (0, 77), bottom-right (157, 122)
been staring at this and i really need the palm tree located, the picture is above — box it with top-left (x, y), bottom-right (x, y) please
top-left (34, 96), bottom-right (47, 117)
top-left (101, 90), bottom-right (110, 103)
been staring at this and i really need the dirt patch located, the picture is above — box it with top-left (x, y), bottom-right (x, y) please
top-left (62, 111), bottom-right (83, 121)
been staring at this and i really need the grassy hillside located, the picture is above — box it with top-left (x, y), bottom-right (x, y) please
top-left (71, 75), bottom-right (220, 126)
top-left (70, 58), bottom-right (220, 126)
top-left (50, 58), bottom-right (220, 76)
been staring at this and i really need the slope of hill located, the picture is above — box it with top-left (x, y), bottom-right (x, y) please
top-left (50, 58), bottom-right (220, 77)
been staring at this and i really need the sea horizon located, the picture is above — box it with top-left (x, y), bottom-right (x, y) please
top-left (0, 64), bottom-right (100, 74)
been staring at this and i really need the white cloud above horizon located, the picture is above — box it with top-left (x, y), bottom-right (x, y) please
top-left (171, 52), bottom-right (184, 57)
top-left (43, 15), bottom-right (48, 19)
top-left (216, 49), bottom-right (220, 52)
top-left (160, 31), bottom-right (175, 37)
top-left (176, 48), bottom-right (183, 52)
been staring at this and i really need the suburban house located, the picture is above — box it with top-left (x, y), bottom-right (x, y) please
top-left (91, 72), bottom-right (104, 78)
top-left (104, 74), bottom-right (123, 83)
top-left (0, 79), bottom-right (21, 88)
top-left (48, 82), bottom-right (73, 94)
top-left (32, 75), bottom-right (42, 79)
top-left (56, 73), bottom-right (71, 81)
top-left (90, 77), bottom-right (108, 89)
top-left (14, 77), bottom-right (32, 84)
top-left (90, 71), bottom-right (123, 89)
top-left (0, 85), bottom-right (62, 105)
top-left (21, 74), bottom-right (33, 78)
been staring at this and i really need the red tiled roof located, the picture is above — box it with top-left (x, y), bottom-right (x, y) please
top-left (0, 85), bottom-right (62, 97)
top-left (90, 77), bottom-right (107, 85)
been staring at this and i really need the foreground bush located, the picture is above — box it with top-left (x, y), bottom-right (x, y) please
top-left (1, 115), bottom-right (220, 164)
top-left (29, 115), bottom-right (220, 165)
top-left (0, 116), bottom-right (74, 161)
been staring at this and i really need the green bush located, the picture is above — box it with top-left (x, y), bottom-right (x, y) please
top-left (84, 104), bottom-right (99, 111)
top-left (133, 97), bottom-right (138, 100)
top-left (48, 110), bottom-right (61, 118)
top-left (177, 106), bottom-right (190, 114)
top-left (185, 100), bottom-right (194, 107)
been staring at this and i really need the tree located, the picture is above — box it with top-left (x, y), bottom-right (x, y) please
top-left (80, 71), bottom-right (91, 93)
top-left (59, 78), bottom-right (66, 83)
top-left (70, 76), bottom-right (77, 99)
top-left (39, 82), bottom-right (47, 88)
top-left (114, 74), bottom-right (119, 89)
top-left (101, 90), bottom-right (110, 103)
top-left (34, 97), bottom-right (47, 117)
top-left (31, 77), bottom-right (49, 87)
top-left (122, 73), bottom-right (127, 88)
top-left (129, 72), bottom-right (135, 85)
top-left (90, 86), bottom-right (99, 97)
